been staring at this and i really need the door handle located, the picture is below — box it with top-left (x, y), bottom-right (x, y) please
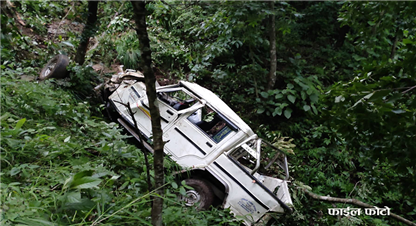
top-left (166, 110), bottom-right (174, 115)
top-left (206, 142), bottom-right (212, 148)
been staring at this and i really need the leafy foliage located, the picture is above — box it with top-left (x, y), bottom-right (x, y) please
top-left (322, 1), bottom-right (416, 220)
top-left (0, 75), bottom-right (239, 225)
top-left (2, 1), bottom-right (416, 225)
top-left (255, 75), bottom-right (322, 118)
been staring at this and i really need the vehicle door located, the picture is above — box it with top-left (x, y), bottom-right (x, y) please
top-left (134, 86), bottom-right (191, 135)
top-left (164, 104), bottom-right (239, 167)
top-left (129, 86), bottom-right (198, 140)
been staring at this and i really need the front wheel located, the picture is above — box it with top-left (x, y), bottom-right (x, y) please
top-left (179, 179), bottom-right (214, 211)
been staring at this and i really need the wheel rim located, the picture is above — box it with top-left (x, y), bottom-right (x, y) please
top-left (181, 190), bottom-right (201, 207)
top-left (44, 62), bottom-right (56, 77)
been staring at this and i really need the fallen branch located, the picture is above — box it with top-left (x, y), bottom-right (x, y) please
top-left (299, 187), bottom-right (416, 226)
top-left (51, 2), bottom-right (75, 42)
top-left (86, 2), bottom-right (125, 54)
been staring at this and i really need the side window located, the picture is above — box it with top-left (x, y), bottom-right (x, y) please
top-left (157, 90), bottom-right (196, 111)
top-left (187, 106), bottom-right (234, 143)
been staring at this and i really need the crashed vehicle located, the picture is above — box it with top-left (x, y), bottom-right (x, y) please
top-left (103, 70), bottom-right (294, 225)
top-left (38, 55), bottom-right (293, 224)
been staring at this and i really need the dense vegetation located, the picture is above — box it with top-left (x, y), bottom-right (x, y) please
top-left (1, 1), bottom-right (415, 225)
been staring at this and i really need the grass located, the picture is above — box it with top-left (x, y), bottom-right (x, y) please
top-left (0, 75), bottom-right (239, 225)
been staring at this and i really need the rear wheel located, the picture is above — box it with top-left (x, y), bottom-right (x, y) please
top-left (39, 54), bottom-right (69, 80)
top-left (179, 179), bottom-right (214, 210)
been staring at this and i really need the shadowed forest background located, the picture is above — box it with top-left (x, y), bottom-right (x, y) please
top-left (1, 1), bottom-right (415, 225)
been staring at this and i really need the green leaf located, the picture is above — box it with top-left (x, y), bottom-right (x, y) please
top-left (171, 181), bottom-right (178, 189)
top-left (287, 83), bottom-right (294, 89)
top-left (403, 39), bottom-right (415, 44)
top-left (118, 181), bottom-right (129, 190)
top-left (303, 105), bottom-right (311, 112)
top-left (309, 94), bottom-right (319, 102)
top-left (0, 112), bottom-right (11, 122)
top-left (368, 90), bottom-right (390, 102)
top-left (15, 218), bottom-right (55, 226)
top-left (14, 118), bottom-right (26, 129)
top-left (284, 108), bottom-right (292, 119)
top-left (64, 170), bottom-right (102, 190)
top-left (65, 191), bottom-right (82, 203)
top-left (257, 108), bottom-right (265, 114)
top-left (102, 144), bottom-right (110, 151)
top-left (12, 118), bottom-right (26, 137)
top-left (387, 93), bottom-right (402, 104)
top-left (179, 186), bottom-right (186, 196)
top-left (275, 94), bottom-right (283, 99)
top-left (70, 177), bottom-right (102, 189)
top-left (74, 170), bottom-right (94, 180)
top-left (10, 167), bottom-right (21, 176)
top-left (311, 105), bottom-right (318, 114)
top-left (301, 91), bottom-right (306, 100)
top-left (260, 92), bottom-right (268, 98)
top-left (274, 107), bottom-right (283, 116)
top-left (287, 95), bottom-right (296, 104)
top-left (64, 198), bottom-right (95, 210)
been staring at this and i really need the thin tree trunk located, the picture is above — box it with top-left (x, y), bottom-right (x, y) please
top-left (74, 0), bottom-right (98, 65)
top-left (113, 100), bottom-right (153, 193)
top-left (390, 35), bottom-right (398, 60)
top-left (390, 26), bottom-right (400, 60)
top-left (267, 1), bottom-right (277, 91)
top-left (131, 2), bottom-right (164, 226)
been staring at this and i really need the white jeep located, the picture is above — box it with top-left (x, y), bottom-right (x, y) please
top-left (104, 70), bottom-right (293, 225)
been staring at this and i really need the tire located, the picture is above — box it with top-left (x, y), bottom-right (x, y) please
top-left (179, 179), bottom-right (215, 210)
top-left (39, 54), bottom-right (69, 80)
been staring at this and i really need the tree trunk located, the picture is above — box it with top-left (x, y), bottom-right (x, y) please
top-left (267, 1), bottom-right (277, 91)
top-left (74, 0), bottom-right (98, 65)
top-left (131, 2), bottom-right (165, 226)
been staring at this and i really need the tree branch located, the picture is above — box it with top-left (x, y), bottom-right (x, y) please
top-left (113, 100), bottom-right (153, 193)
top-left (51, 2), bottom-right (75, 42)
top-left (402, 85), bottom-right (416, 94)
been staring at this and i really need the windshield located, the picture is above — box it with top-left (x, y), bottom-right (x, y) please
top-left (228, 137), bottom-right (290, 180)
top-left (228, 138), bottom-right (259, 173)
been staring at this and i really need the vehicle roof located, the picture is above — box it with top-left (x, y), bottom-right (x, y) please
top-left (180, 81), bottom-right (254, 136)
